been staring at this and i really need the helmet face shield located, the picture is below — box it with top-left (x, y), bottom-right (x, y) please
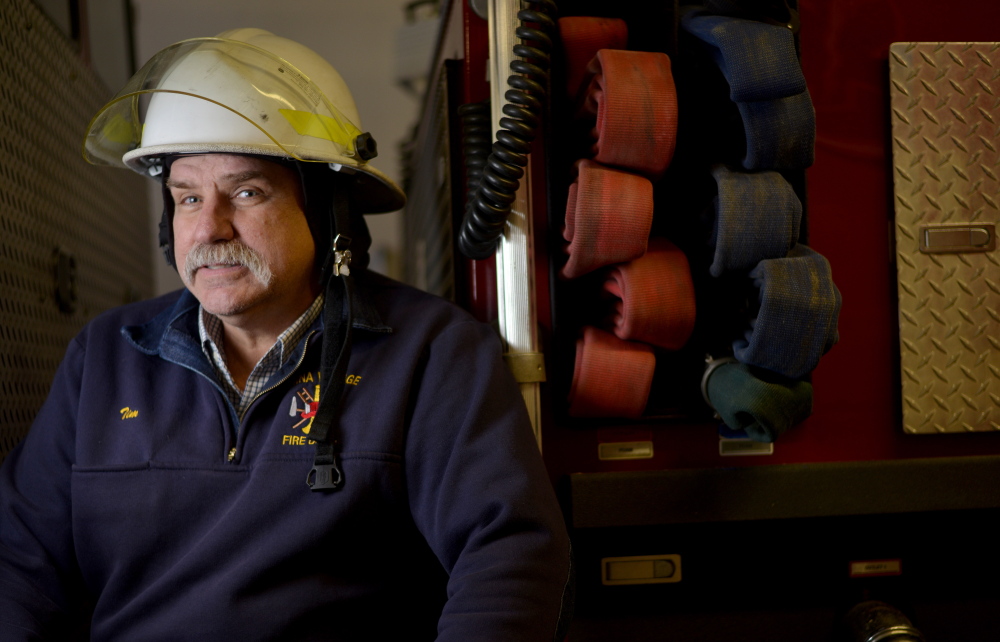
top-left (83, 38), bottom-right (365, 171)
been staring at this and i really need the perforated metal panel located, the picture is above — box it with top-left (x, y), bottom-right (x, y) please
top-left (890, 42), bottom-right (1000, 433)
top-left (0, 0), bottom-right (152, 462)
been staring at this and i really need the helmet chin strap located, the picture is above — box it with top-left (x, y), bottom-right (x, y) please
top-left (306, 187), bottom-right (354, 491)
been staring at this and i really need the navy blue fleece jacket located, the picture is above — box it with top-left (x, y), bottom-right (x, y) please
top-left (0, 272), bottom-right (572, 640)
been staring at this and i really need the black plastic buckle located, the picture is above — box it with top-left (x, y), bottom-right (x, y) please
top-left (307, 462), bottom-right (343, 491)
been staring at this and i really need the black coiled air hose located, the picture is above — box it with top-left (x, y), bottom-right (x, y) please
top-left (457, 100), bottom-right (492, 217)
top-left (457, 0), bottom-right (558, 260)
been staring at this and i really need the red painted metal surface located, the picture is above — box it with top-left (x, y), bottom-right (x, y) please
top-left (798, 0), bottom-right (1000, 462)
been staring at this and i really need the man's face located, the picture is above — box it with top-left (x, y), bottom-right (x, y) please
top-left (168, 154), bottom-right (318, 330)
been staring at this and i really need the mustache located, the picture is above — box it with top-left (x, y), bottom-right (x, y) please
top-left (183, 241), bottom-right (274, 287)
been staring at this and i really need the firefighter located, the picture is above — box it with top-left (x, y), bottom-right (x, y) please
top-left (0, 28), bottom-right (571, 640)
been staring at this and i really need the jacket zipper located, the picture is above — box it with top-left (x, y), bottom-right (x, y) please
top-left (229, 330), bottom-right (318, 463)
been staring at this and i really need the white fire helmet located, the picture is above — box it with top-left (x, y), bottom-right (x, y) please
top-left (82, 28), bottom-right (405, 213)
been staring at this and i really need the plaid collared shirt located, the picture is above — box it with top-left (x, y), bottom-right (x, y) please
top-left (199, 295), bottom-right (324, 421)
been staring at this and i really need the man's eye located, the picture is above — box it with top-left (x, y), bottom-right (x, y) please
top-left (237, 189), bottom-right (260, 198)
top-left (178, 195), bottom-right (199, 205)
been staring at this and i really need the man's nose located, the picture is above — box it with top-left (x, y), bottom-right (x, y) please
top-left (192, 195), bottom-right (235, 244)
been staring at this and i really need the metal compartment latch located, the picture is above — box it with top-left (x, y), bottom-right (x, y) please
top-left (919, 224), bottom-right (995, 254)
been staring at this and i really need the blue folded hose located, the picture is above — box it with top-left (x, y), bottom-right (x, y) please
top-left (681, 10), bottom-right (815, 170)
top-left (734, 244), bottom-right (841, 379)
top-left (708, 164), bottom-right (801, 277)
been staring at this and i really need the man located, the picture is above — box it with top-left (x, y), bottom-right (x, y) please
top-left (0, 28), bottom-right (572, 640)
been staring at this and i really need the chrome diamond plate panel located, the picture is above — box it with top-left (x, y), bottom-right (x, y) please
top-left (890, 42), bottom-right (1000, 433)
